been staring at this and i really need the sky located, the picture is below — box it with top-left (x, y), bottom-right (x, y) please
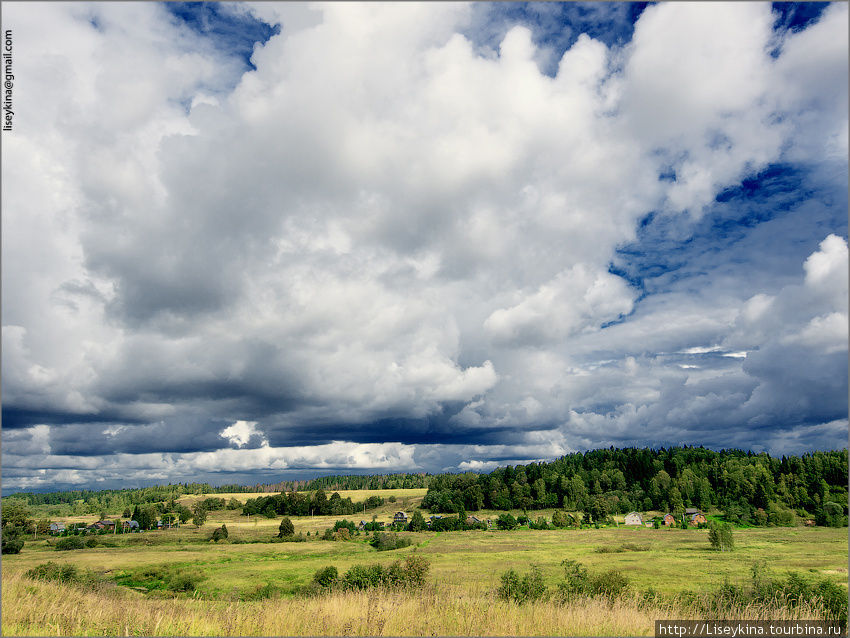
top-left (1, 2), bottom-right (847, 493)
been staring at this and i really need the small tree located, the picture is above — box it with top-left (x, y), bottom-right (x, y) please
top-left (708, 521), bottom-right (734, 551)
top-left (278, 517), bottom-right (295, 538)
top-left (211, 525), bottom-right (228, 542)
top-left (407, 510), bottom-right (425, 532)
top-left (1, 527), bottom-right (25, 554)
top-left (552, 510), bottom-right (569, 528)
top-left (192, 503), bottom-right (207, 528)
top-left (496, 513), bottom-right (518, 530)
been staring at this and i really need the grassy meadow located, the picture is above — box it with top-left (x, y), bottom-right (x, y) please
top-left (3, 493), bottom-right (847, 636)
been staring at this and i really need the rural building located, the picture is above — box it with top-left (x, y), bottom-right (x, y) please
top-left (123, 520), bottom-right (140, 531)
top-left (358, 520), bottom-right (366, 530)
top-left (48, 522), bottom-right (66, 534)
top-left (662, 513), bottom-right (675, 526)
top-left (644, 522), bottom-right (653, 528)
top-left (393, 511), bottom-right (408, 524)
top-left (624, 512), bottom-right (643, 525)
top-left (688, 513), bottom-right (707, 525)
top-left (466, 515), bottom-right (482, 525)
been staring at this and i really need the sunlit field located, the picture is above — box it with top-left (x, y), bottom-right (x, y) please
top-left (3, 494), bottom-right (846, 637)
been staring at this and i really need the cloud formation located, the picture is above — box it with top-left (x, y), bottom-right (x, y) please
top-left (2, 2), bottom-right (847, 491)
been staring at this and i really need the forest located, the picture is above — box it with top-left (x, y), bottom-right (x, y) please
top-left (421, 447), bottom-right (848, 526)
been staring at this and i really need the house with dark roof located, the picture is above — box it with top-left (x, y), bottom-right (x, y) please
top-left (48, 522), bottom-right (66, 534)
top-left (393, 511), bottom-right (408, 524)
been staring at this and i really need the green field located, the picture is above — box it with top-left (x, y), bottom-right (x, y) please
top-left (4, 514), bottom-right (846, 598)
top-left (3, 493), bottom-right (846, 636)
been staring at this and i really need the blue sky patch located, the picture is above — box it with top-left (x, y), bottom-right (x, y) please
top-left (164, 2), bottom-right (279, 70)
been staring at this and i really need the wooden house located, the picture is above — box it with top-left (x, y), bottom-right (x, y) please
top-left (48, 522), bottom-right (66, 534)
top-left (393, 511), bottom-right (408, 524)
top-left (122, 520), bottom-right (140, 532)
top-left (662, 513), bottom-right (675, 526)
top-left (624, 512), bottom-right (643, 526)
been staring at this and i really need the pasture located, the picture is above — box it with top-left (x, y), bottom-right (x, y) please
top-left (3, 494), bottom-right (846, 636)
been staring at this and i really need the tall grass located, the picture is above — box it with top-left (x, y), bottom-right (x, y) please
top-left (2, 569), bottom-right (835, 637)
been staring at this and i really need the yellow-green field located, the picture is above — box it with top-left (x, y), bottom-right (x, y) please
top-left (176, 488), bottom-right (428, 508)
top-left (3, 495), bottom-right (846, 636)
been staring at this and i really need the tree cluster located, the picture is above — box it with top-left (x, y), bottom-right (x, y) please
top-left (421, 447), bottom-right (848, 527)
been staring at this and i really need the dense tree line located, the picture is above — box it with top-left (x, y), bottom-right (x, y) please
top-left (4, 482), bottom-right (256, 513)
top-left (421, 447), bottom-right (848, 527)
top-left (240, 489), bottom-right (386, 518)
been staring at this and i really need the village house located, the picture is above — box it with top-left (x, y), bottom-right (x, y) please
top-left (662, 513), bottom-right (675, 526)
top-left (466, 515), bottom-right (482, 525)
top-left (624, 512), bottom-right (643, 526)
top-left (393, 511), bottom-right (408, 524)
top-left (48, 522), bottom-right (66, 534)
top-left (683, 508), bottom-right (706, 524)
top-left (357, 520), bottom-right (367, 530)
top-left (122, 520), bottom-right (140, 532)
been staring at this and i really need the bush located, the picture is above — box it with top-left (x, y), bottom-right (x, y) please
top-left (708, 521), bottom-right (734, 551)
top-left (211, 526), bottom-right (228, 542)
top-left (313, 566), bottom-right (339, 588)
top-left (85, 537), bottom-right (99, 548)
top-left (55, 536), bottom-right (86, 551)
top-left (2, 527), bottom-right (25, 554)
top-left (328, 555), bottom-right (430, 593)
top-left (334, 528), bottom-right (351, 541)
top-left (26, 562), bottom-right (79, 583)
top-left (369, 532), bottom-right (412, 551)
top-left (558, 559), bottom-right (629, 600)
top-left (332, 519), bottom-right (356, 533)
top-left (407, 510), bottom-right (426, 532)
top-left (551, 510), bottom-right (570, 528)
top-left (167, 570), bottom-right (205, 592)
top-left (278, 517), bottom-right (295, 538)
top-left (496, 513), bottom-right (518, 530)
top-left (498, 565), bottom-right (547, 604)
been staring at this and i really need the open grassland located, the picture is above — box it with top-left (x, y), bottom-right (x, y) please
top-left (2, 521), bottom-right (846, 636)
top-left (2, 567), bottom-right (832, 637)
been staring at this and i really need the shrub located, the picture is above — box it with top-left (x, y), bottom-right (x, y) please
top-left (334, 528), bottom-right (351, 541)
top-left (333, 519), bottom-right (356, 533)
top-left (26, 562), bottom-right (78, 583)
top-left (55, 536), bottom-right (86, 551)
top-left (211, 526), bottom-right (228, 542)
top-left (498, 565), bottom-right (547, 604)
top-left (708, 521), bottom-right (734, 551)
top-left (2, 527), bottom-right (25, 554)
top-left (278, 517), bottom-right (295, 538)
top-left (85, 537), bottom-right (99, 548)
top-left (558, 559), bottom-right (629, 600)
top-left (528, 517), bottom-right (550, 530)
top-left (313, 566), bottom-right (339, 588)
top-left (551, 510), bottom-right (570, 528)
top-left (496, 513), bottom-right (518, 530)
top-left (407, 510), bottom-right (426, 532)
top-left (335, 555), bottom-right (430, 592)
top-left (369, 532), bottom-right (412, 551)
top-left (167, 570), bottom-right (205, 592)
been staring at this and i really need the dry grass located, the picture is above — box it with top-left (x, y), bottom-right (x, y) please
top-left (2, 569), bottom-right (830, 637)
